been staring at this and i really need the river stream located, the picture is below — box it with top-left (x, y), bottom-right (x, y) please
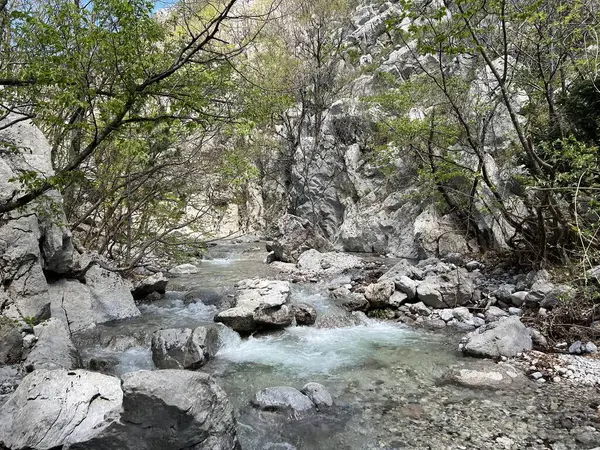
top-left (80, 242), bottom-right (598, 449)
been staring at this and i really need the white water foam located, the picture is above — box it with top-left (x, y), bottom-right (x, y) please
top-left (216, 320), bottom-right (423, 375)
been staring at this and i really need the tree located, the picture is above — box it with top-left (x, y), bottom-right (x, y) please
top-left (373, 0), bottom-right (600, 264)
top-left (0, 0), bottom-right (279, 266)
top-left (0, 0), bottom-right (243, 215)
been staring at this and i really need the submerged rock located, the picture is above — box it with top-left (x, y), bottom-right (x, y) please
top-left (0, 369), bottom-right (240, 450)
top-left (151, 326), bottom-right (219, 370)
top-left (253, 386), bottom-right (314, 413)
top-left (461, 316), bottom-right (532, 358)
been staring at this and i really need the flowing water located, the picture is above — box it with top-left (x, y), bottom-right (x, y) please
top-left (80, 242), bottom-right (591, 449)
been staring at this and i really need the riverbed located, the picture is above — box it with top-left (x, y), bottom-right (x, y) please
top-left (80, 242), bottom-right (599, 449)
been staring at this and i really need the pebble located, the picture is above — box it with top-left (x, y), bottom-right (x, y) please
top-left (531, 372), bottom-right (544, 380)
top-left (508, 307), bottom-right (522, 316)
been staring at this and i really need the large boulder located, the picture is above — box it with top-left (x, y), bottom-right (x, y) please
top-left (131, 272), bottom-right (168, 300)
top-left (416, 268), bottom-right (474, 308)
top-left (461, 316), bottom-right (533, 358)
top-left (48, 270), bottom-right (140, 334)
top-left (101, 370), bottom-right (240, 450)
top-left (0, 369), bottom-right (240, 450)
top-left (24, 318), bottom-right (80, 371)
top-left (0, 369), bottom-right (123, 450)
top-left (0, 318), bottom-right (23, 365)
top-left (253, 304), bottom-right (294, 329)
top-left (48, 279), bottom-right (97, 334)
top-left (296, 249), bottom-right (363, 274)
top-left (364, 279), bottom-right (396, 308)
top-left (253, 386), bottom-right (314, 414)
top-left (84, 265), bottom-right (140, 322)
top-left (214, 279), bottom-right (291, 332)
top-left (269, 214), bottom-right (332, 263)
top-left (151, 326), bottom-right (219, 370)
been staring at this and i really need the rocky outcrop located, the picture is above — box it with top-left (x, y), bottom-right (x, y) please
top-left (214, 279), bottom-right (292, 332)
top-left (0, 369), bottom-right (240, 450)
top-left (0, 117), bottom-right (73, 320)
top-left (151, 326), bottom-right (219, 370)
top-left (460, 316), bottom-right (533, 358)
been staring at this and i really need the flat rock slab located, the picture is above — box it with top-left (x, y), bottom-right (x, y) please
top-left (443, 362), bottom-right (529, 389)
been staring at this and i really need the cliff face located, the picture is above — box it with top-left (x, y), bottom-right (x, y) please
top-left (262, 0), bottom-right (523, 258)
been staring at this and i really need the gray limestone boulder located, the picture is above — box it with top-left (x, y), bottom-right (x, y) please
top-left (215, 279), bottom-right (291, 332)
top-left (379, 259), bottom-right (424, 283)
top-left (270, 214), bottom-right (333, 263)
top-left (48, 271), bottom-right (140, 334)
top-left (151, 326), bottom-right (219, 370)
top-left (48, 279), bottom-right (97, 334)
top-left (416, 268), bottom-right (474, 308)
top-left (461, 316), bottom-right (533, 358)
top-left (253, 304), bottom-right (294, 329)
top-left (0, 369), bottom-right (122, 450)
top-left (24, 318), bottom-right (80, 371)
top-left (132, 272), bottom-right (168, 300)
top-left (84, 265), bottom-right (140, 323)
top-left (364, 279), bottom-right (396, 308)
top-left (253, 386), bottom-right (314, 414)
top-left (0, 369), bottom-right (240, 450)
top-left (291, 303), bottom-right (317, 326)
